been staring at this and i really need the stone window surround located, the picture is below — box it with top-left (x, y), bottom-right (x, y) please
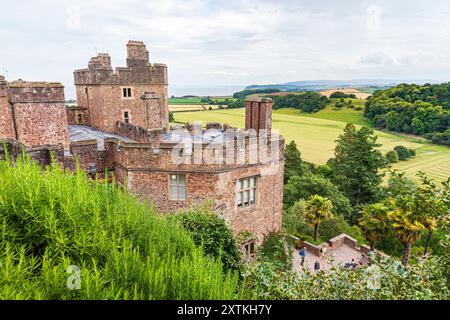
top-left (123, 110), bottom-right (130, 123)
top-left (121, 87), bottom-right (133, 99)
top-left (76, 113), bottom-right (83, 124)
top-left (236, 175), bottom-right (259, 210)
top-left (242, 239), bottom-right (256, 259)
top-left (168, 173), bottom-right (187, 201)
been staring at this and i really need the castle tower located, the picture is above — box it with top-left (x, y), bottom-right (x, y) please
top-left (74, 41), bottom-right (168, 133)
top-left (6, 80), bottom-right (69, 148)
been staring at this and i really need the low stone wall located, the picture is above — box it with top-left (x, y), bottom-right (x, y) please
top-left (0, 138), bottom-right (22, 161)
top-left (117, 121), bottom-right (150, 142)
top-left (67, 139), bottom-right (111, 174)
top-left (289, 233), bottom-right (388, 262)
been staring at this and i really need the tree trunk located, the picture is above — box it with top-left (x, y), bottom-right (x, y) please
top-left (314, 223), bottom-right (319, 242)
top-left (423, 230), bottom-right (433, 256)
top-left (370, 240), bottom-right (376, 251)
top-left (402, 243), bottom-right (411, 266)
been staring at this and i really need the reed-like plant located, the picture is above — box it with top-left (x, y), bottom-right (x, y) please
top-left (0, 155), bottom-right (239, 299)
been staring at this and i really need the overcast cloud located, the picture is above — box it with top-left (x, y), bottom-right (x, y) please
top-left (1, 0), bottom-right (450, 98)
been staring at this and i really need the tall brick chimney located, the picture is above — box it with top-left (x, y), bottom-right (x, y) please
top-left (245, 97), bottom-right (273, 135)
top-left (127, 40), bottom-right (150, 67)
top-left (141, 92), bottom-right (167, 130)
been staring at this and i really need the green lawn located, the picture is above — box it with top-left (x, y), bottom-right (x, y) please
top-left (169, 97), bottom-right (204, 105)
top-left (173, 104), bottom-right (450, 182)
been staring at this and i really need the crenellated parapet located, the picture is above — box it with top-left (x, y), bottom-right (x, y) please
top-left (7, 80), bottom-right (65, 103)
top-left (74, 41), bottom-right (167, 85)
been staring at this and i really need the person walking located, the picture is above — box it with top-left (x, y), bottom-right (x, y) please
top-left (299, 246), bottom-right (306, 267)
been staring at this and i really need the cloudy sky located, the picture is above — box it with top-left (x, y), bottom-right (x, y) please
top-left (1, 0), bottom-right (450, 98)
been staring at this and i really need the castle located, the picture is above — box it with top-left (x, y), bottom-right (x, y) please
top-left (0, 41), bottom-right (285, 257)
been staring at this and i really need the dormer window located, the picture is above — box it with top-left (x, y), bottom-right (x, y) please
top-left (122, 87), bottom-right (132, 98)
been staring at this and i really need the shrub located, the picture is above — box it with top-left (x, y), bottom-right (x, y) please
top-left (170, 205), bottom-right (242, 272)
top-left (169, 111), bottom-right (174, 122)
top-left (318, 216), bottom-right (365, 244)
top-left (394, 145), bottom-right (412, 161)
top-left (409, 148), bottom-right (416, 157)
top-left (329, 92), bottom-right (357, 99)
top-left (385, 150), bottom-right (399, 163)
top-left (282, 200), bottom-right (312, 236)
top-left (0, 156), bottom-right (239, 299)
top-left (257, 232), bottom-right (293, 272)
top-left (242, 255), bottom-right (449, 299)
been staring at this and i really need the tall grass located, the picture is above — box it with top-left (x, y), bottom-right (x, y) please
top-left (0, 155), bottom-right (240, 299)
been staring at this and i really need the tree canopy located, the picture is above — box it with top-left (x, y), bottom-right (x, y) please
top-left (365, 83), bottom-right (450, 145)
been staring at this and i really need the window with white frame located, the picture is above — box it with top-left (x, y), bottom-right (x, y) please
top-left (123, 111), bottom-right (130, 123)
top-left (244, 241), bottom-right (256, 258)
top-left (236, 176), bottom-right (257, 208)
top-left (169, 174), bottom-right (186, 200)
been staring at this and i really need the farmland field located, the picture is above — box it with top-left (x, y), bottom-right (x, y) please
top-left (319, 88), bottom-right (371, 99)
top-left (169, 97), bottom-right (204, 105)
top-left (169, 104), bottom-right (222, 112)
top-left (172, 105), bottom-right (450, 182)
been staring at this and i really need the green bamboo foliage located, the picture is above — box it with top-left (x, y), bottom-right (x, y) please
top-left (0, 155), bottom-right (239, 299)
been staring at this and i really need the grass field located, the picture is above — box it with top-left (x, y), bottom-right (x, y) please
top-left (169, 97), bottom-right (204, 105)
top-left (169, 104), bottom-right (223, 112)
top-left (169, 97), bottom-right (237, 105)
top-left (173, 103), bottom-right (450, 182)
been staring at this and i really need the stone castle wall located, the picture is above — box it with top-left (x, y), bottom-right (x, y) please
top-left (75, 83), bottom-right (167, 133)
top-left (5, 81), bottom-right (69, 149)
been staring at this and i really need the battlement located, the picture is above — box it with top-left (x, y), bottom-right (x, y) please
top-left (7, 80), bottom-right (65, 103)
top-left (88, 53), bottom-right (112, 70)
top-left (74, 41), bottom-right (167, 85)
top-left (127, 40), bottom-right (149, 66)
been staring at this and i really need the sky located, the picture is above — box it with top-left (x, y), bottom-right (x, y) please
top-left (1, 0), bottom-right (450, 98)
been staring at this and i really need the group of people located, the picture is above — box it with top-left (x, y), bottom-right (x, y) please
top-left (298, 245), bottom-right (360, 272)
top-left (344, 259), bottom-right (359, 270)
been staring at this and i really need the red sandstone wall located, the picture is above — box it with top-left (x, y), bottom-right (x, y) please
top-left (76, 84), bottom-right (167, 133)
top-left (217, 162), bottom-right (284, 245)
top-left (0, 96), bottom-right (15, 139)
top-left (121, 159), bottom-right (284, 245)
top-left (126, 171), bottom-right (220, 212)
top-left (13, 102), bottom-right (69, 149)
top-left (0, 79), bottom-right (15, 139)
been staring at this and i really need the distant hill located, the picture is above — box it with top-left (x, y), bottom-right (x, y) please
top-left (245, 79), bottom-right (433, 92)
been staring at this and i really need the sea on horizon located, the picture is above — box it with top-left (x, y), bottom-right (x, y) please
top-left (169, 86), bottom-right (246, 97)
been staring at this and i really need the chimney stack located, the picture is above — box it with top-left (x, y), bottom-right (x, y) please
top-left (245, 97), bottom-right (272, 135)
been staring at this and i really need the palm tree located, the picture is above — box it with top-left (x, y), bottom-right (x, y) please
top-left (387, 198), bottom-right (426, 266)
top-left (422, 217), bottom-right (438, 256)
top-left (358, 203), bottom-right (390, 251)
top-left (304, 195), bottom-right (333, 242)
